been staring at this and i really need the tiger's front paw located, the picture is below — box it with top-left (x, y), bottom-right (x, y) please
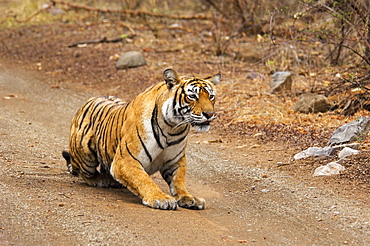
top-left (142, 193), bottom-right (178, 210)
top-left (177, 196), bottom-right (205, 210)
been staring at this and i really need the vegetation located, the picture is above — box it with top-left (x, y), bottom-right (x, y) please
top-left (1, 0), bottom-right (370, 137)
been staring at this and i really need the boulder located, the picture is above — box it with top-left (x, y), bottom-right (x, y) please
top-left (270, 71), bottom-right (292, 93)
top-left (294, 93), bottom-right (330, 113)
top-left (328, 116), bottom-right (370, 145)
top-left (115, 51), bottom-right (147, 70)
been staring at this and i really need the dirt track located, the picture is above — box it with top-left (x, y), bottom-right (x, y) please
top-left (0, 65), bottom-right (369, 245)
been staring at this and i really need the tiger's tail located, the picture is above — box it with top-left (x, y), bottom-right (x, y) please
top-left (62, 150), bottom-right (79, 176)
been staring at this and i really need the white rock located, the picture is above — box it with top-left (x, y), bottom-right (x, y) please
top-left (294, 147), bottom-right (322, 160)
top-left (327, 162), bottom-right (346, 171)
top-left (294, 146), bottom-right (335, 160)
top-left (338, 147), bottom-right (361, 159)
top-left (313, 162), bottom-right (345, 177)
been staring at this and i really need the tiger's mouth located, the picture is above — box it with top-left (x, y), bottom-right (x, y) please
top-left (192, 121), bottom-right (212, 132)
top-left (192, 121), bottom-right (211, 127)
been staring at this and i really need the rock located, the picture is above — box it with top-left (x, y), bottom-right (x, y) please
top-left (314, 146), bottom-right (337, 157)
top-left (338, 147), bottom-right (361, 159)
top-left (294, 93), bottom-right (330, 114)
top-left (294, 147), bottom-right (321, 160)
top-left (270, 71), bottom-right (292, 93)
top-left (328, 116), bottom-right (370, 146)
top-left (294, 146), bottom-right (335, 160)
top-left (313, 161), bottom-right (345, 177)
top-left (115, 51), bottom-right (147, 70)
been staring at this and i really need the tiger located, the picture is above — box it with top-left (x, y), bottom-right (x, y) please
top-left (62, 68), bottom-right (220, 210)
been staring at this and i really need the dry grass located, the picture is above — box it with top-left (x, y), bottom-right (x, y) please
top-left (1, 0), bottom-right (370, 149)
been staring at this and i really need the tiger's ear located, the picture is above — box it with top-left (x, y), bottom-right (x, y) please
top-left (163, 68), bottom-right (179, 89)
top-left (206, 73), bottom-right (221, 85)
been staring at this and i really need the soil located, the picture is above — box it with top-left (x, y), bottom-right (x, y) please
top-left (0, 14), bottom-right (369, 246)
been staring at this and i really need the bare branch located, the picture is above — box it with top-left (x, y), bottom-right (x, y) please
top-left (51, 0), bottom-right (211, 20)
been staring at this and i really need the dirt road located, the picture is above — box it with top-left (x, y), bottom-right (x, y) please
top-left (0, 66), bottom-right (369, 245)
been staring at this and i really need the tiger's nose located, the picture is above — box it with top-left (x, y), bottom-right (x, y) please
top-left (202, 111), bottom-right (215, 119)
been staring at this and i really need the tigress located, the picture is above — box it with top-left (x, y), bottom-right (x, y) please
top-left (62, 68), bottom-right (220, 210)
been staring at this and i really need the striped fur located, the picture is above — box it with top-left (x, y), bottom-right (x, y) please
top-left (62, 69), bottom-right (220, 210)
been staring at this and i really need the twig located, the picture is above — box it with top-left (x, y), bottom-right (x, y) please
top-left (68, 36), bottom-right (132, 48)
top-left (18, 4), bottom-right (52, 22)
top-left (52, 0), bottom-right (211, 20)
top-left (119, 22), bottom-right (136, 35)
top-left (277, 162), bottom-right (291, 167)
top-left (154, 48), bottom-right (182, 53)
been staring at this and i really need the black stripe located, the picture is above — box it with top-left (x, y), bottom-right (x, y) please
top-left (98, 108), bottom-right (118, 159)
top-left (72, 134), bottom-right (94, 167)
top-left (77, 99), bottom-right (96, 134)
top-left (86, 138), bottom-right (99, 168)
top-left (168, 125), bottom-right (189, 137)
top-left (165, 151), bottom-right (184, 165)
top-left (187, 78), bottom-right (200, 84)
top-left (151, 105), bottom-right (164, 149)
top-left (93, 100), bottom-right (115, 126)
top-left (137, 127), bottom-right (152, 162)
top-left (162, 166), bottom-right (179, 184)
top-left (115, 106), bottom-right (127, 142)
top-left (80, 99), bottom-right (106, 137)
top-left (163, 116), bottom-right (175, 127)
top-left (167, 134), bottom-right (187, 146)
top-left (172, 87), bottom-right (184, 116)
top-left (77, 123), bottom-right (91, 149)
top-left (125, 142), bottom-right (143, 166)
top-left (179, 105), bottom-right (190, 115)
top-left (91, 99), bottom-right (108, 123)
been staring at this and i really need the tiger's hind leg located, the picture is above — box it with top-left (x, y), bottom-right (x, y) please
top-left (80, 172), bottom-right (123, 188)
top-left (62, 150), bottom-right (121, 188)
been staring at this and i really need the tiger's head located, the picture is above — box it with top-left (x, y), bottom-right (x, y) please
top-left (162, 68), bottom-right (221, 132)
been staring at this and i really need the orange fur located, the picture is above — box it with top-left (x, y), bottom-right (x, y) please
top-left (62, 69), bottom-right (220, 210)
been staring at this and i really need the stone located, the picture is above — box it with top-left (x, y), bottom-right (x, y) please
top-left (294, 146), bottom-right (335, 160)
top-left (313, 162), bottom-right (345, 177)
top-left (328, 116), bottom-right (370, 146)
top-left (294, 93), bottom-right (330, 113)
top-left (270, 71), bottom-right (292, 93)
top-left (115, 51), bottom-right (147, 70)
top-left (338, 147), bottom-right (361, 159)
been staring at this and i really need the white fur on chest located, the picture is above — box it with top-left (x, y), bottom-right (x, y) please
top-left (138, 118), bottom-right (188, 175)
